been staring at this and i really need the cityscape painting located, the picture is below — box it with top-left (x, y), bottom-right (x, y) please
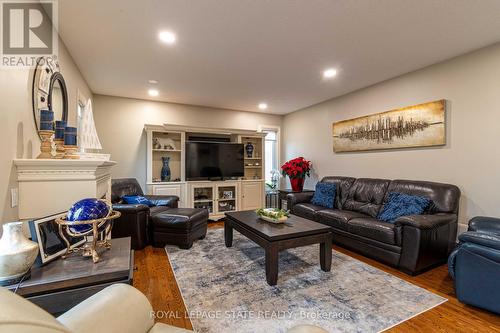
top-left (332, 100), bottom-right (446, 152)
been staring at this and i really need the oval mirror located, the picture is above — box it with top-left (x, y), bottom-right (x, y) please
top-left (32, 58), bottom-right (68, 139)
top-left (47, 72), bottom-right (68, 124)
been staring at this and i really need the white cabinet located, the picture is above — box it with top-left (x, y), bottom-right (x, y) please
top-left (147, 182), bottom-right (186, 207)
top-left (240, 180), bottom-right (264, 211)
top-left (187, 181), bottom-right (240, 219)
top-left (215, 181), bottom-right (239, 215)
top-left (189, 182), bottom-right (216, 215)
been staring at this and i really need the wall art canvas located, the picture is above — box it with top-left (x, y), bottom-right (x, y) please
top-left (332, 100), bottom-right (446, 152)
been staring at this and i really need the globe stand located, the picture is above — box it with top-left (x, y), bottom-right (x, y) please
top-left (56, 209), bottom-right (121, 263)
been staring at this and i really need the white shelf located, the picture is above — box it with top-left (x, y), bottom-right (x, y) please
top-left (148, 181), bottom-right (185, 185)
top-left (194, 199), bottom-right (213, 203)
top-left (218, 210), bottom-right (237, 213)
top-left (244, 157), bottom-right (262, 160)
top-left (218, 198), bottom-right (236, 202)
top-left (153, 149), bottom-right (182, 152)
top-left (245, 166), bottom-right (262, 169)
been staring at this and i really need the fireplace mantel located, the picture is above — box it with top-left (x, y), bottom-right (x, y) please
top-left (14, 159), bottom-right (116, 220)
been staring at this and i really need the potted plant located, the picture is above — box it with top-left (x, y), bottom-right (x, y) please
top-left (281, 157), bottom-right (312, 192)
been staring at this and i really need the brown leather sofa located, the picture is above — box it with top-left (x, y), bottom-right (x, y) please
top-left (287, 177), bottom-right (461, 275)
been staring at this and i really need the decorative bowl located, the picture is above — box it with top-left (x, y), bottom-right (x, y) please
top-left (256, 208), bottom-right (289, 224)
top-left (259, 215), bottom-right (288, 224)
top-left (67, 198), bottom-right (110, 233)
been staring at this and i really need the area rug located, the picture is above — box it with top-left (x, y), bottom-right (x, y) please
top-left (165, 228), bottom-right (446, 333)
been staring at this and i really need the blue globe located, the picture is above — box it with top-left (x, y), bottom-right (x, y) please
top-left (67, 198), bottom-right (110, 233)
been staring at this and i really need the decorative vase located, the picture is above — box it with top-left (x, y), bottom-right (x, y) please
top-left (0, 222), bottom-right (39, 286)
top-left (290, 177), bottom-right (305, 192)
top-left (161, 156), bottom-right (171, 181)
top-left (245, 142), bottom-right (254, 158)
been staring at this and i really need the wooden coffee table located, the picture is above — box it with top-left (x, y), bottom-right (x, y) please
top-left (224, 211), bottom-right (332, 286)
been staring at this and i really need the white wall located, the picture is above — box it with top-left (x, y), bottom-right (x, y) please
top-left (93, 95), bottom-right (283, 189)
top-left (283, 43), bottom-right (500, 230)
top-left (0, 38), bottom-right (92, 222)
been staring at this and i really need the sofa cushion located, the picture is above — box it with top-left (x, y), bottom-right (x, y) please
top-left (385, 180), bottom-right (460, 214)
top-left (292, 203), bottom-right (324, 221)
top-left (343, 178), bottom-right (391, 217)
top-left (348, 217), bottom-right (401, 245)
top-left (378, 192), bottom-right (431, 223)
top-left (311, 183), bottom-right (336, 209)
top-left (317, 209), bottom-right (369, 231)
top-left (320, 176), bottom-right (356, 209)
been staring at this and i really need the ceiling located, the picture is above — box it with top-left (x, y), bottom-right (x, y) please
top-left (58, 0), bottom-right (500, 114)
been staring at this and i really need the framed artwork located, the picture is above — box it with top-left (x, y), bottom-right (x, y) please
top-left (29, 213), bottom-right (85, 264)
top-left (332, 100), bottom-right (446, 152)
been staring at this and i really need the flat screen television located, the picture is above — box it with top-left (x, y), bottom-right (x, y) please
top-left (186, 142), bottom-right (244, 180)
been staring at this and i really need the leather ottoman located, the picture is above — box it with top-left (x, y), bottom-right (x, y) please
top-left (151, 208), bottom-right (209, 249)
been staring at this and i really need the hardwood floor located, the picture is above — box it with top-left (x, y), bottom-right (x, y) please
top-left (133, 222), bottom-right (500, 332)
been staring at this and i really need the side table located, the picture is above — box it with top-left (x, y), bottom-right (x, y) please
top-left (6, 237), bottom-right (133, 315)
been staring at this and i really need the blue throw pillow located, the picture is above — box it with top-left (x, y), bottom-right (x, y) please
top-left (311, 183), bottom-right (337, 209)
top-left (122, 195), bottom-right (154, 207)
top-left (378, 192), bottom-right (431, 223)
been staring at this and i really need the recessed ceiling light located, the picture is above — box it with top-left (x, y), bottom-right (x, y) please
top-left (148, 79), bottom-right (158, 84)
top-left (258, 103), bottom-right (268, 110)
top-left (323, 68), bottom-right (337, 79)
top-left (158, 30), bottom-right (176, 44)
top-left (148, 89), bottom-right (159, 97)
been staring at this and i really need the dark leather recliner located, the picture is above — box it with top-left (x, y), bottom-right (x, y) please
top-left (287, 176), bottom-right (461, 275)
top-left (111, 178), bottom-right (179, 250)
top-left (448, 216), bottom-right (500, 314)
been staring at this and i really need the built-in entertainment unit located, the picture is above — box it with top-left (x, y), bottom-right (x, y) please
top-left (185, 141), bottom-right (244, 180)
top-left (145, 124), bottom-right (265, 219)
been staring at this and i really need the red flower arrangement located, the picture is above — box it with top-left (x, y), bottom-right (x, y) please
top-left (281, 157), bottom-right (312, 192)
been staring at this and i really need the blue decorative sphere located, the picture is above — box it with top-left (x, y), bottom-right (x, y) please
top-left (67, 198), bottom-right (110, 233)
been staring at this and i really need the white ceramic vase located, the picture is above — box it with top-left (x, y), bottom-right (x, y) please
top-left (0, 222), bottom-right (39, 286)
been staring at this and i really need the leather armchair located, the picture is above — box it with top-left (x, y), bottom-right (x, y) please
top-left (111, 178), bottom-right (179, 249)
top-left (0, 283), bottom-right (192, 333)
top-left (448, 216), bottom-right (500, 314)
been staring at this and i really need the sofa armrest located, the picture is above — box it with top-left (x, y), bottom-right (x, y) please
top-left (144, 195), bottom-right (179, 208)
top-left (468, 216), bottom-right (500, 234)
top-left (287, 192), bottom-right (314, 210)
top-left (397, 213), bottom-right (457, 274)
top-left (395, 213), bottom-right (457, 230)
top-left (113, 203), bottom-right (150, 214)
top-left (57, 284), bottom-right (154, 333)
top-left (458, 231), bottom-right (500, 251)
